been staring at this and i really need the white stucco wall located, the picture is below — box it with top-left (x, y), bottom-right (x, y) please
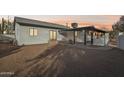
top-left (15, 23), bottom-right (63, 45)
top-left (118, 35), bottom-right (124, 50)
top-left (77, 31), bottom-right (84, 42)
top-left (57, 31), bottom-right (65, 41)
top-left (93, 33), bottom-right (109, 46)
top-left (64, 31), bottom-right (85, 42)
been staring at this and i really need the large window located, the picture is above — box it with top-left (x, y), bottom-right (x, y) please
top-left (29, 28), bottom-right (38, 36)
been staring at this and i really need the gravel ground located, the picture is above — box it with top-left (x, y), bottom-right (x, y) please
top-left (0, 43), bottom-right (124, 77)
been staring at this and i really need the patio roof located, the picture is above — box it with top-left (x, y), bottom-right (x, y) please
top-left (63, 26), bottom-right (108, 33)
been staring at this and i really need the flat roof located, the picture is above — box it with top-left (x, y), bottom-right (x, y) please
top-left (63, 26), bottom-right (108, 33)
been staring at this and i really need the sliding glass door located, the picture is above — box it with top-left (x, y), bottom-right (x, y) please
top-left (49, 31), bottom-right (57, 40)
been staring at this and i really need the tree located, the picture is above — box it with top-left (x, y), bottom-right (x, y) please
top-left (1, 18), bottom-right (8, 34)
top-left (112, 16), bottom-right (124, 32)
top-left (6, 16), bottom-right (14, 34)
top-left (0, 17), bottom-right (14, 34)
top-left (110, 16), bottom-right (124, 40)
top-left (109, 30), bottom-right (117, 41)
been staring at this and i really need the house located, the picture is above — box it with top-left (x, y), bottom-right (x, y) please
top-left (14, 17), bottom-right (109, 46)
top-left (14, 17), bottom-right (67, 45)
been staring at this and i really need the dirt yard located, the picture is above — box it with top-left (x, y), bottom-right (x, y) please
top-left (0, 43), bottom-right (124, 77)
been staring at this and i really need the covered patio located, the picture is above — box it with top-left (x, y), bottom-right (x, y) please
top-left (61, 26), bottom-right (109, 46)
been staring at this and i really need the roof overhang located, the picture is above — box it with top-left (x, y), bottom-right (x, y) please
top-left (16, 22), bottom-right (67, 29)
top-left (62, 26), bottom-right (108, 33)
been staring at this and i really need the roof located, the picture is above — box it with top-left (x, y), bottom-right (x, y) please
top-left (63, 26), bottom-right (108, 33)
top-left (14, 17), bottom-right (67, 29)
top-left (14, 17), bottom-right (108, 33)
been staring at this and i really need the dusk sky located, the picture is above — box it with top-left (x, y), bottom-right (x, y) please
top-left (0, 15), bottom-right (121, 30)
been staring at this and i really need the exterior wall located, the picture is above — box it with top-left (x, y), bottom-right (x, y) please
top-left (105, 33), bottom-right (109, 45)
top-left (63, 31), bottom-right (92, 43)
top-left (77, 31), bottom-right (84, 42)
top-left (62, 31), bottom-right (92, 43)
top-left (62, 31), bottom-right (109, 46)
top-left (118, 35), bottom-right (124, 50)
top-left (117, 32), bottom-right (124, 45)
top-left (15, 23), bottom-right (109, 46)
top-left (63, 31), bottom-right (85, 42)
top-left (66, 31), bottom-right (74, 41)
top-left (57, 31), bottom-right (65, 41)
top-left (93, 37), bottom-right (105, 46)
top-left (15, 23), bottom-right (21, 45)
top-left (15, 23), bottom-right (63, 45)
top-left (93, 33), bottom-right (109, 46)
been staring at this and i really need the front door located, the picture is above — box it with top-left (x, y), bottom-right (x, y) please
top-left (49, 30), bottom-right (57, 46)
top-left (49, 30), bottom-right (57, 41)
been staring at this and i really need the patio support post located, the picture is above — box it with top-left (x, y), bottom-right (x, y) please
top-left (73, 30), bottom-right (75, 44)
top-left (104, 33), bottom-right (106, 46)
top-left (91, 32), bottom-right (93, 45)
top-left (84, 30), bottom-right (87, 45)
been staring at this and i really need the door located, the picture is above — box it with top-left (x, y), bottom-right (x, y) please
top-left (49, 30), bottom-right (57, 40)
top-left (49, 30), bottom-right (57, 46)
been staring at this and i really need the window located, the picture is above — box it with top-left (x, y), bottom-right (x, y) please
top-left (30, 29), bottom-right (34, 36)
top-left (34, 29), bottom-right (38, 36)
top-left (29, 28), bottom-right (38, 36)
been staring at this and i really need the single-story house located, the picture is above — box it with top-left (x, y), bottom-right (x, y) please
top-left (14, 17), bottom-right (67, 45)
top-left (14, 17), bottom-right (109, 46)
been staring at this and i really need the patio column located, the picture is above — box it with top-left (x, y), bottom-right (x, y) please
top-left (91, 32), bottom-right (93, 45)
top-left (73, 31), bottom-right (75, 44)
top-left (104, 33), bottom-right (106, 46)
top-left (84, 30), bottom-right (87, 45)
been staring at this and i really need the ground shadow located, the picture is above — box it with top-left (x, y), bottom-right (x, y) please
top-left (0, 46), bottom-right (22, 58)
